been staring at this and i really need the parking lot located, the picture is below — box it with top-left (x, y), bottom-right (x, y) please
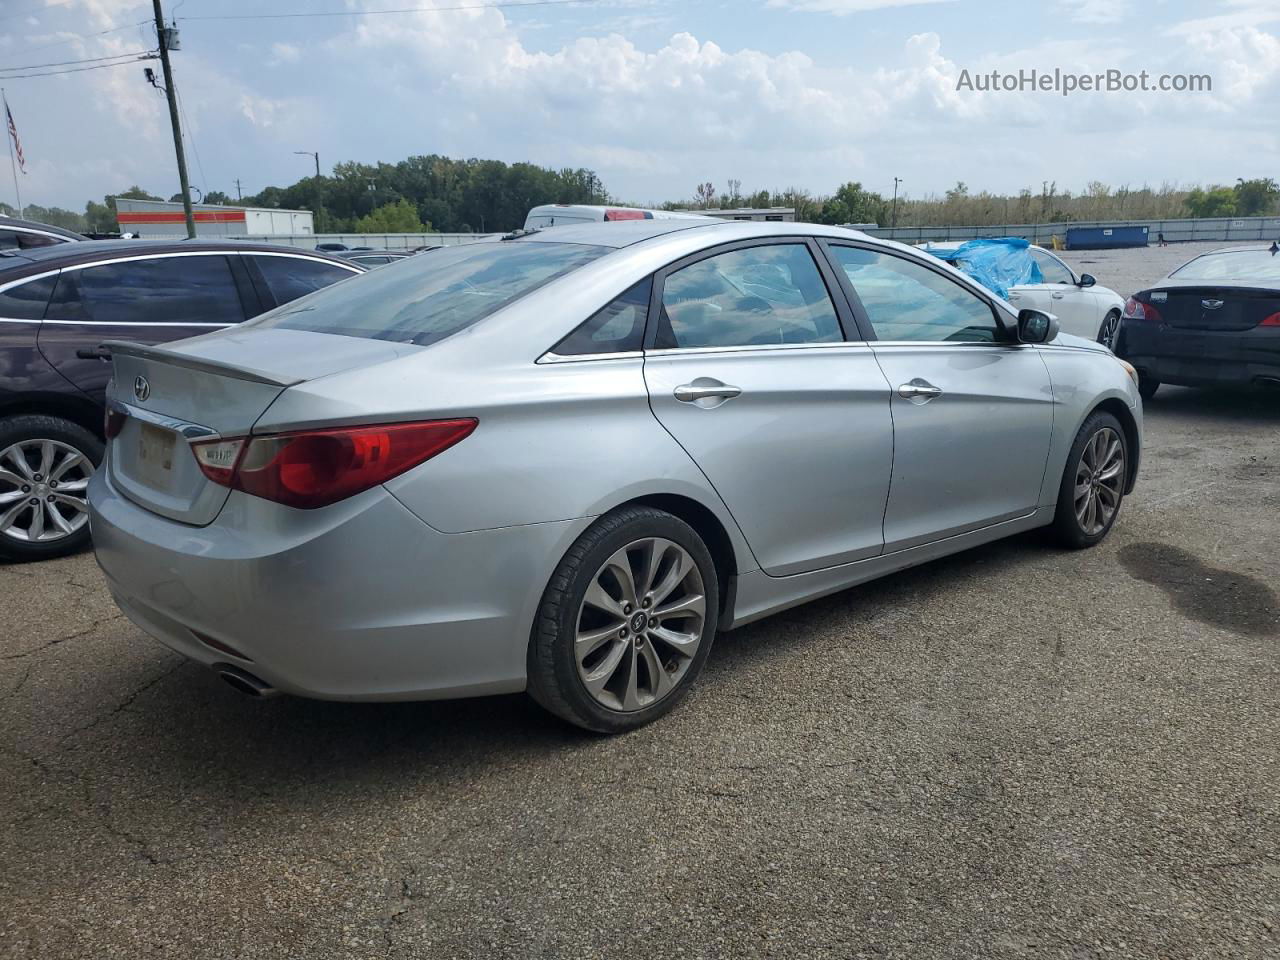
top-left (2, 244), bottom-right (1278, 959)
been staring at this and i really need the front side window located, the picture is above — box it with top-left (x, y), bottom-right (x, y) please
top-left (552, 278), bottom-right (652, 355)
top-left (0, 275), bottom-right (56, 320)
top-left (831, 246), bottom-right (1001, 343)
top-left (1030, 248), bottom-right (1074, 285)
top-left (45, 255), bottom-right (245, 325)
top-left (655, 243), bottom-right (842, 349)
top-left (253, 255), bottom-right (356, 305)
top-left (256, 241), bottom-right (609, 346)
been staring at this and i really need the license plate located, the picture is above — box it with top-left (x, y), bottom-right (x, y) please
top-left (137, 423), bottom-right (176, 487)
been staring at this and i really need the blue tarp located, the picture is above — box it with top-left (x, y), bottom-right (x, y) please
top-left (921, 237), bottom-right (1043, 299)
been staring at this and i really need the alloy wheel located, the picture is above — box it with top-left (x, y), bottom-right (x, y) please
top-left (0, 439), bottom-right (95, 545)
top-left (1097, 313), bottom-right (1120, 350)
top-left (574, 537), bottom-right (706, 713)
top-left (1073, 427), bottom-right (1124, 536)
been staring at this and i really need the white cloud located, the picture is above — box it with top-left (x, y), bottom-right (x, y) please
top-left (1055, 0), bottom-right (1129, 25)
top-left (268, 42), bottom-right (301, 66)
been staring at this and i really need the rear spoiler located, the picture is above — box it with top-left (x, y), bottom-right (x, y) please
top-left (95, 339), bottom-right (304, 387)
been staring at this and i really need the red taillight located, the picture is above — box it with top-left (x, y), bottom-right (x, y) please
top-left (190, 419), bottom-right (476, 510)
top-left (1123, 296), bottom-right (1162, 324)
top-left (1261, 312), bottom-right (1280, 327)
top-left (104, 407), bottom-right (128, 439)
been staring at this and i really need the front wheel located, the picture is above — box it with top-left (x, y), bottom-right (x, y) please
top-left (1097, 310), bottom-right (1121, 351)
top-left (0, 415), bottom-right (102, 563)
top-left (1051, 411), bottom-right (1128, 549)
top-left (527, 506), bottom-right (719, 733)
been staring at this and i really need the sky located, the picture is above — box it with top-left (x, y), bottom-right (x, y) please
top-left (0, 0), bottom-right (1277, 211)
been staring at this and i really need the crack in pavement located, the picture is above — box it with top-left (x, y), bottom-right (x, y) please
top-left (1, 613), bottom-right (126, 662)
top-left (54, 657), bottom-right (186, 748)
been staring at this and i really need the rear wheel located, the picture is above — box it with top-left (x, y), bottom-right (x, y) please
top-left (1096, 309), bottom-right (1121, 351)
top-left (1051, 411), bottom-right (1127, 549)
top-left (527, 506), bottom-right (719, 733)
top-left (1138, 374), bottom-right (1160, 401)
top-left (0, 416), bottom-right (102, 563)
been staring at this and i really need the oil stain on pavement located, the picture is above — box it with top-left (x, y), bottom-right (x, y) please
top-left (1119, 541), bottom-right (1280, 639)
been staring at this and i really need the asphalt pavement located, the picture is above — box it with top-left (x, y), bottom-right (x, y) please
top-left (2, 311), bottom-right (1278, 957)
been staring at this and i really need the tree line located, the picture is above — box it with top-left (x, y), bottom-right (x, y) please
top-left (4, 154), bottom-right (1276, 234)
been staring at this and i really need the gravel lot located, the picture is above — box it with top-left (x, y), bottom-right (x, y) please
top-left (2, 244), bottom-right (1277, 959)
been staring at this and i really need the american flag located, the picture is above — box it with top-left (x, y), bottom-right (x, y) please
top-left (4, 95), bottom-right (25, 174)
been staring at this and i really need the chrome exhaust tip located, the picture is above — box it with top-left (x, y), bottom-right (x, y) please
top-left (216, 665), bottom-right (279, 699)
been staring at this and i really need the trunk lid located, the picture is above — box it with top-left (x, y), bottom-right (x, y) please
top-left (1146, 285), bottom-right (1280, 332)
top-left (104, 329), bottom-right (421, 525)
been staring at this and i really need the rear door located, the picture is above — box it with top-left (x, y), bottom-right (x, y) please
top-left (823, 241), bottom-right (1054, 552)
top-left (37, 253), bottom-right (254, 403)
top-left (642, 238), bottom-right (894, 576)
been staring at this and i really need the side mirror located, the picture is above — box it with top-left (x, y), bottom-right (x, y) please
top-left (1017, 308), bottom-right (1060, 344)
top-left (1078, 273), bottom-right (1097, 288)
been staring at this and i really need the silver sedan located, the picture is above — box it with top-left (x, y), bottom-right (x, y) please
top-left (88, 220), bottom-right (1142, 732)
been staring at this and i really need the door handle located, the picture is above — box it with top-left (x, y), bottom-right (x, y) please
top-left (1051, 292), bottom-right (1065, 299)
top-left (674, 378), bottom-right (742, 405)
top-left (897, 378), bottom-right (942, 403)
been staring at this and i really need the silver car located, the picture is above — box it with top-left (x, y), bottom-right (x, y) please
top-left (88, 221), bottom-right (1142, 732)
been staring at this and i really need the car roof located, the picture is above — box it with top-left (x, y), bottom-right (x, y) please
top-left (517, 218), bottom-right (730, 248)
top-left (0, 215), bottom-right (86, 241)
top-left (0, 238), bottom-right (356, 281)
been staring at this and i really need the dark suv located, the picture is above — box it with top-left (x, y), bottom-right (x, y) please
top-left (0, 239), bottom-right (361, 561)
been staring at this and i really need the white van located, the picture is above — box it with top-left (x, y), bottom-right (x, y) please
top-left (523, 204), bottom-right (712, 232)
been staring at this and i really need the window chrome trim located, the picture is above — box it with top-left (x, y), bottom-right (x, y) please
top-left (41, 319), bottom-right (231, 328)
top-left (643, 340), bottom-right (871, 358)
top-left (0, 316), bottom-right (41, 324)
top-left (537, 350), bottom-right (644, 364)
top-left (0, 266), bottom-right (61, 295)
top-left (239, 250), bottom-right (363, 274)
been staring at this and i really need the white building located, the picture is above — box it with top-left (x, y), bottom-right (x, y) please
top-left (114, 198), bottom-right (314, 238)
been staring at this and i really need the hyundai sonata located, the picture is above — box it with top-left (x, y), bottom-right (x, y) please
top-left (88, 220), bottom-right (1142, 732)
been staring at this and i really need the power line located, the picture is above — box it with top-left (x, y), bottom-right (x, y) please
top-left (175, 84), bottom-right (209, 198)
top-left (0, 56), bottom-right (155, 81)
top-left (8, 19), bottom-right (152, 57)
top-left (0, 51), bottom-right (154, 74)
top-left (179, 0), bottom-right (594, 21)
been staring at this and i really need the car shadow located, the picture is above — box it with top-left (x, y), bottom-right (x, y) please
top-left (70, 529), bottom-right (1053, 801)
top-left (1144, 385), bottom-right (1280, 424)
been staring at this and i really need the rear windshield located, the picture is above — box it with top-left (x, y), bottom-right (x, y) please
top-left (253, 241), bottom-right (608, 346)
top-left (1170, 250), bottom-right (1280, 283)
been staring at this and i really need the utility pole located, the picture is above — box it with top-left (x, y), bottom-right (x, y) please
top-left (151, 0), bottom-right (194, 238)
top-left (294, 150), bottom-right (322, 226)
top-left (234, 178), bottom-right (242, 202)
top-left (891, 176), bottom-right (902, 230)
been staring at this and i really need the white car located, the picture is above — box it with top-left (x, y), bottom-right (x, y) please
top-left (523, 204), bottom-right (713, 231)
top-left (924, 242), bottom-right (1124, 349)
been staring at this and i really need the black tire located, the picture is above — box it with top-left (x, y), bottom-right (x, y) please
top-left (527, 505), bottom-right (719, 734)
top-left (1051, 410), bottom-right (1128, 550)
top-left (0, 414), bottom-right (103, 563)
top-left (1097, 309), bottom-right (1121, 351)
top-left (1138, 374), bottom-right (1159, 401)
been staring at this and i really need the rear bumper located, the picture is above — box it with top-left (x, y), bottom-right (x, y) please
top-left (1119, 324), bottom-right (1280, 387)
top-left (89, 470), bottom-right (591, 701)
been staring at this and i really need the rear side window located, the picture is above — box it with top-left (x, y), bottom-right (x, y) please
top-left (45, 255), bottom-right (246, 325)
top-left (253, 255), bottom-right (355, 304)
top-left (256, 241), bottom-right (609, 347)
top-left (552, 278), bottom-right (652, 355)
top-left (18, 232), bottom-right (61, 250)
top-left (0, 231), bottom-right (20, 251)
top-left (655, 243), bottom-right (842, 349)
top-left (0, 275), bottom-right (56, 320)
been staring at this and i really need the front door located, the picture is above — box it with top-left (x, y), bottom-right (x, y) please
top-left (643, 239), bottom-right (894, 576)
top-left (824, 243), bottom-right (1054, 553)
